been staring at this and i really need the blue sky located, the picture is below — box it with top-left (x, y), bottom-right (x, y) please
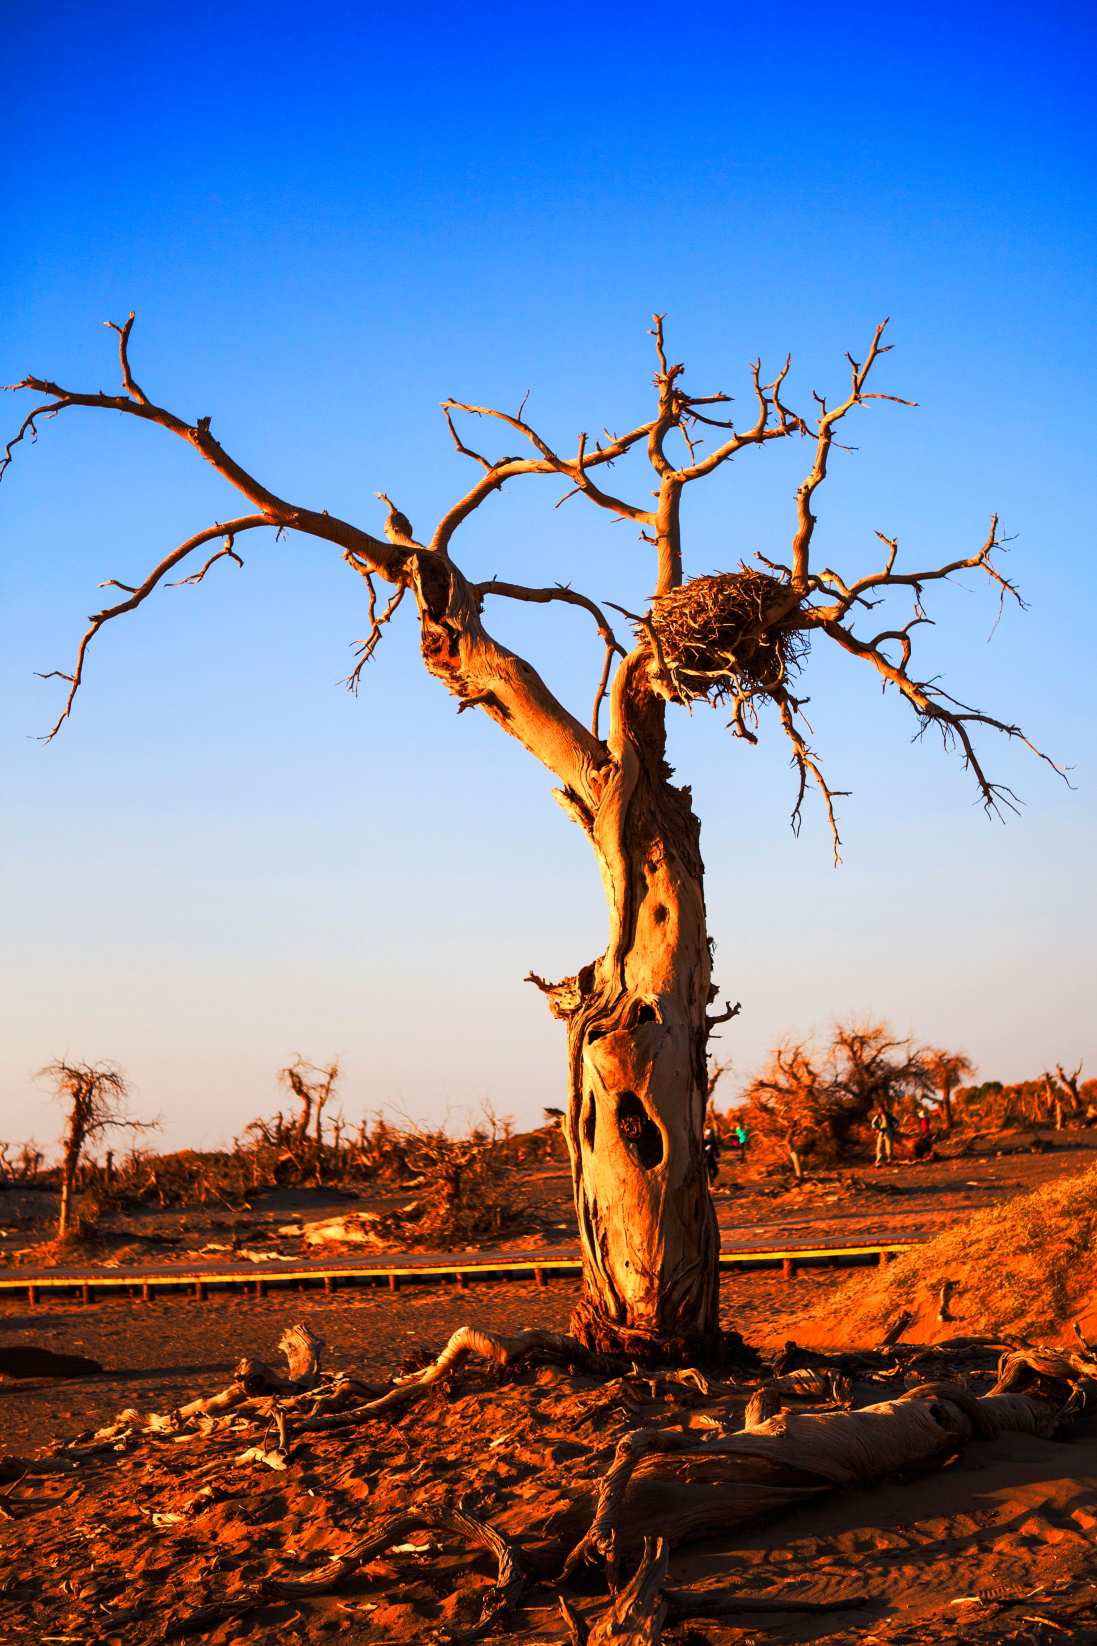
top-left (2, 1), bottom-right (1094, 1151)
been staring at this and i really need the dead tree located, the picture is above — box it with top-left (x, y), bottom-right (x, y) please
top-left (36, 1059), bottom-right (149, 1237)
top-left (922, 1046), bottom-right (976, 1132)
top-left (278, 1057), bottom-right (340, 1147)
top-left (1056, 1062), bottom-right (1084, 1119)
top-left (3, 316), bottom-right (1059, 1357)
top-left (740, 1021), bottom-right (938, 1166)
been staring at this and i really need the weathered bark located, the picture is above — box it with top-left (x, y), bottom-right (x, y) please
top-left (408, 542), bottom-right (721, 1357)
top-left (530, 659), bottom-right (722, 1359)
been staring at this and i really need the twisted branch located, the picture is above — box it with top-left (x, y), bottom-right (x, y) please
top-left (35, 515), bottom-right (269, 740)
top-left (475, 579), bottom-right (627, 738)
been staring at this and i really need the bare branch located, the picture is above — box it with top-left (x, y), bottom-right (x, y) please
top-left (441, 403), bottom-right (496, 472)
top-left (441, 399), bottom-right (653, 475)
top-left (774, 690), bottom-right (848, 864)
top-left (683, 407), bottom-right (735, 429)
top-left (591, 642), bottom-right (615, 740)
top-left (341, 566), bottom-right (407, 692)
top-left (647, 314), bottom-right (688, 479)
top-left (822, 519), bottom-right (1025, 622)
top-left (819, 615), bottom-right (1066, 814)
top-left (3, 315), bottom-right (404, 583)
top-left (648, 314), bottom-right (669, 378)
top-left (471, 578), bottom-right (625, 743)
top-left (36, 516), bottom-right (269, 740)
top-left (432, 401), bottom-right (655, 549)
top-left (789, 321), bottom-right (915, 590)
top-left (103, 312), bottom-right (150, 405)
top-left (670, 356), bottom-right (805, 484)
top-left (475, 579), bottom-right (626, 655)
top-left (165, 534), bottom-right (245, 586)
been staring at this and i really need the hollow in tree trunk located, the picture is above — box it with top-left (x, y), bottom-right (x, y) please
top-left (531, 659), bottom-right (723, 1361)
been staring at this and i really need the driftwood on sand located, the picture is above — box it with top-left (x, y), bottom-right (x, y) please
top-left (11, 1318), bottom-right (1096, 1645)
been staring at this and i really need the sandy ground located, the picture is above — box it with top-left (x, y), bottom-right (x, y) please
top-left (1, 1287), bottom-right (1096, 1646)
top-left (0, 1269), bottom-right (850, 1453)
top-left (3, 1134), bottom-right (1097, 1643)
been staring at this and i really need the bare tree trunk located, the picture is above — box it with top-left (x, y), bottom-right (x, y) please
top-left (58, 1123), bottom-right (84, 1239)
top-left (57, 1167), bottom-right (74, 1238)
top-left (533, 661), bottom-right (721, 1360)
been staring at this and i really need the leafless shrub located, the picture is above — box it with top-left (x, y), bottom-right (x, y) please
top-left (397, 1108), bottom-right (527, 1246)
top-left (735, 1021), bottom-right (939, 1172)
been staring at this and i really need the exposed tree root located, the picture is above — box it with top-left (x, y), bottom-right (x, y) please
top-left (5, 1319), bottom-right (1095, 1646)
top-left (164, 1506), bottom-right (519, 1641)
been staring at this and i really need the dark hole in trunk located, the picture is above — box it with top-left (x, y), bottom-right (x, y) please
top-left (583, 1095), bottom-right (597, 1151)
top-left (632, 1001), bottom-right (659, 1025)
top-left (616, 1091), bottom-right (664, 1169)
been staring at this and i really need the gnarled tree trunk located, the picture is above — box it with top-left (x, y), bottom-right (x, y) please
top-left (529, 659), bottom-right (722, 1359)
top-left (407, 551), bottom-right (722, 1357)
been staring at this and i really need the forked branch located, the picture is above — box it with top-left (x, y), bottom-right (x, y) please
top-left (342, 560), bottom-right (408, 692)
top-left (3, 315), bottom-right (404, 583)
top-left (789, 320), bottom-right (915, 591)
top-left (476, 579), bottom-right (627, 737)
top-left (778, 516), bottom-right (1065, 821)
top-left (36, 516), bottom-right (270, 740)
top-left (820, 616), bottom-right (1061, 815)
top-left (811, 519), bottom-right (1023, 625)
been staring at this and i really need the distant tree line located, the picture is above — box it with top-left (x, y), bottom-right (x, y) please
top-left (709, 1022), bottom-right (1091, 1175)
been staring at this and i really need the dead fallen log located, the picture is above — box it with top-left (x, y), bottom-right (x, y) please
top-left (504, 1373), bottom-right (1072, 1578)
top-left (300, 1326), bottom-right (630, 1430)
top-left (550, 1355), bottom-right (1087, 1646)
top-left (175, 1323), bottom-right (324, 1419)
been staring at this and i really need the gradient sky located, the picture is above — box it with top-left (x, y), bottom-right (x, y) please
top-left (2, 1), bottom-right (1094, 1154)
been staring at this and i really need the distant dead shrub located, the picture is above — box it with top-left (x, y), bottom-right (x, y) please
top-left (733, 1021), bottom-right (939, 1172)
top-left (398, 1110), bottom-right (528, 1246)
